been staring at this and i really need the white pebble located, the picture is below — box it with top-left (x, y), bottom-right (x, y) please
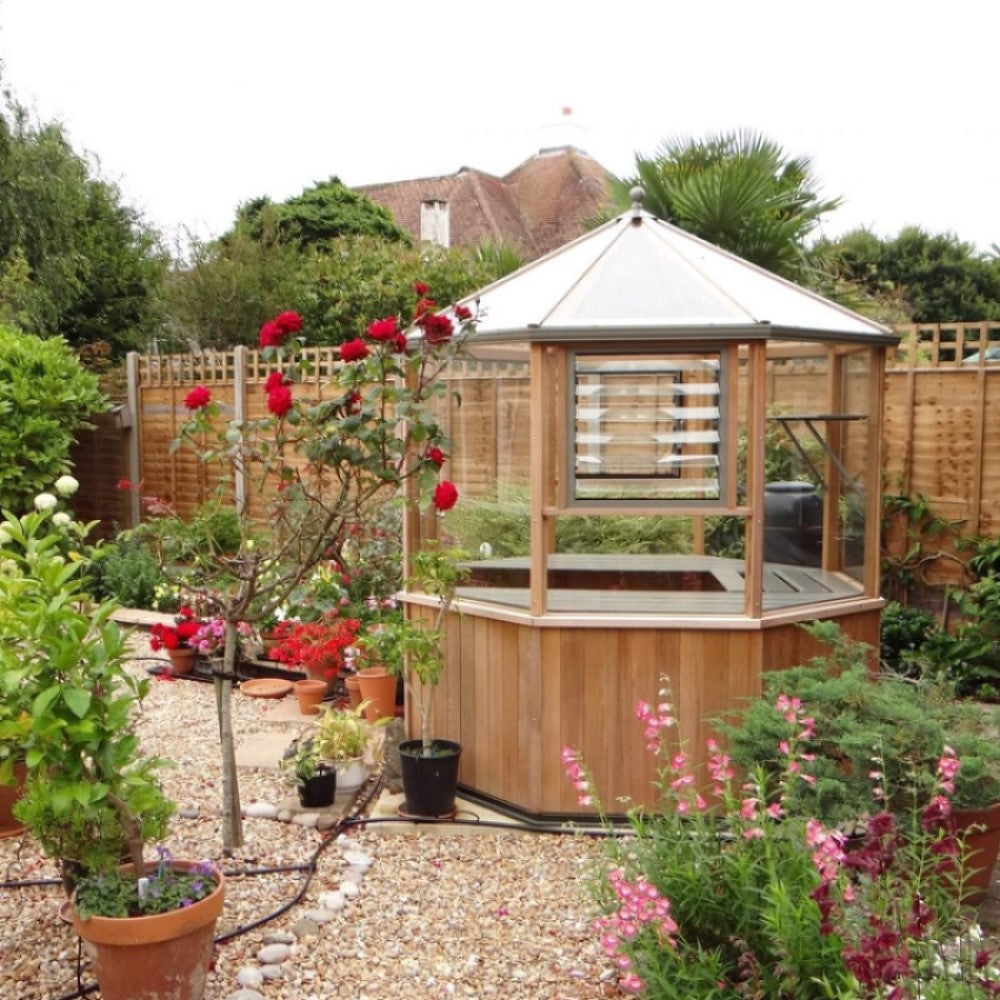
top-left (227, 991), bottom-right (264, 1000)
top-left (245, 802), bottom-right (279, 819)
top-left (303, 908), bottom-right (336, 924)
top-left (256, 943), bottom-right (292, 964)
top-left (341, 867), bottom-right (366, 885)
top-left (317, 890), bottom-right (345, 910)
top-left (340, 881), bottom-right (360, 899)
top-left (292, 812), bottom-right (319, 828)
top-left (260, 965), bottom-right (284, 981)
top-left (236, 967), bottom-right (263, 989)
top-left (277, 809), bottom-right (294, 822)
top-left (342, 849), bottom-right (372, 869)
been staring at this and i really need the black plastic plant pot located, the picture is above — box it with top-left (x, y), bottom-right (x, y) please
top-left (399, 739), bottom-right (462, 818)
top-left (297, 767), bottom-right (337, 808)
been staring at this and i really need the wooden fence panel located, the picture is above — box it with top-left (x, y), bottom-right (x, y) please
top-left (67, 325), bottom-right (1000, 562)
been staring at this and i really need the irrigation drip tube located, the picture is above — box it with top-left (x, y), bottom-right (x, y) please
top-left (9, 767), bottom-right (622, 1000)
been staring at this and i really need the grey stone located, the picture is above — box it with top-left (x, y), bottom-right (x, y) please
top-left (256, 943), bottom-right (292, 964)
top-left (291, 917), bottom-right (320, 938)
top-left (236, 967), bottom-right (264, 989)
top-left (260, 964), bottom-right (284, 981)
top-left (262, 931), bottom-right (296, 946)
top-left (277, 808), bottom-right (294, 823)
top-left (245, 802), bottom-right (279, 820)
top-left (178, 807), bottom-right (200, 820)
top-left (381, 718), bottom-right (405, 793)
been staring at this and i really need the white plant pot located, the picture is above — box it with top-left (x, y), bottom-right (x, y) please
top-left (328, 756), bottom-right (366, 793)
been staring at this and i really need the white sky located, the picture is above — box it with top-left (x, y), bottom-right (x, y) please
top-left (1, 0), bottom-right (997, 254)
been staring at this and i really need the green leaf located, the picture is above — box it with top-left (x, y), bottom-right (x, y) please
top-left (62, 687), bottom-right (92, 719)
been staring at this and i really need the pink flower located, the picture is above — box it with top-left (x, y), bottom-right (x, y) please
top-left (339, 338), bottom-right (369, 362)
top-left (274, 310), bottom-right (302, 334)
top-left (743, 827), bottom-right (765, 840)
top-left (184, 386), bottom-right (211, 410)
top-left (264, 371), bottom-right (288, 393)
top-left (267, 384), bottom-right (293, 417)
top-left (366, 317), bottom-right (400, 342)
top-left (258, 320), bottom-right (284, 348)
top-left (432, 481), bottom-right (459, 511)
top-left (420, 312), bottom-right (454, 346)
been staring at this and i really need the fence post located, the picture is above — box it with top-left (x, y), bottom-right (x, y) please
top-left (233, 346), bottom-right (248, 515)
top-left (125, 352), bottom-right (142, 527)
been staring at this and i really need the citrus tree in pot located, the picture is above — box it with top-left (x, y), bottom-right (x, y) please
top-left (363, 544), bottom-right (469, 818)
top-left (0, 503), bottom-right (224, 1000)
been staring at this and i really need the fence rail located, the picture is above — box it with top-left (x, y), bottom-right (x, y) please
top-left (79, 324), bottom-right (1000, 585)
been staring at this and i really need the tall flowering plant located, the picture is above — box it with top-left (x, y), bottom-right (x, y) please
top-left (269, 616), bottom-right (360, 682)
top-left (137, 286), bottom-right (474, 851)
top-left (564, 683), bottom-right (1000, 998)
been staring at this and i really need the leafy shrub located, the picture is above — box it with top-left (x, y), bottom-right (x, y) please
top-left (879, 600), bottom-right (938, 677)
top-left (0, 324), bottom-right (106, 510)
top-left (91, 533), bottom-right (167, 610)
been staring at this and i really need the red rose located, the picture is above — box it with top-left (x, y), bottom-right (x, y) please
top-left (425, 446), bottom-right (445, 467)
top-left (346, 391), bottom-right (362, 414)
top-left (179, 606), bottom-right (195, 619)
top-left (184, 386), bottom-right (211, 410)
top-left (421, 313), bottom-right (454, 346)
top-left (258, 320), bottom-right (285, 348)
top-left (455, 304), bottom-right (472, 322)
top-left (267, 384), bottom-right (293, 417)
top-left (392, 332), bottom-right (409, 354)
top-left (365, 317), bottom-right (400, 341)
top-left (432, 480), bottom-right (459, 511)
top-left (413, 281), bottom-right (430, 296)
top-left (274, 310), bottom-right (303, 334)
top-left (339, 338), bottom-right (369, 362)
top-left (264, 371), bottom-right (288, 393)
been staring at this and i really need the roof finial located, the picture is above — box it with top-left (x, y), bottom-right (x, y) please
top-left (629, 186), bottom-right (645, 217)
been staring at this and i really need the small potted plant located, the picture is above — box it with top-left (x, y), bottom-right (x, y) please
top-left (0, 503), bottom-right (224, 1000)
top-left (314, 702), bottom-right (388, 793)
top-left (269, 615), bottom-right (360, 694)
top-left (279, 739), bottom-right (337, 808)
top-left (148, 604), bottom-right (203, 675)
top-left (381, 544), bottom-right (469, 817)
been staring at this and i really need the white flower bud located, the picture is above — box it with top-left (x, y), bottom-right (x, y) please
top-left (52, 511), bottom-right (72, 527)
top-left (54, 475), bottom-right (80, 497)
top-left (34, 493), bottom-right (58, 512)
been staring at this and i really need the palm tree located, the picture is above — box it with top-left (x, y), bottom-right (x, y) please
top-left (616, 130), bottom-right (840, 282)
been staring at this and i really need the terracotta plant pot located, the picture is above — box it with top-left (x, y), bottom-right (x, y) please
top-left (0, 760), bottom-right (26, 840)
top-left (167, 647), bottom-right (198, 677)
top-left (950, 800), bottom-right (1000, 904)
top-left (294, 679), bottom-right (327, 716)
top-left (357, 667), bottom-right (397, 722)
top-left (71, 861), bottom-right (225, 1000)
top-left (344, 674), bottom-right (363, 710)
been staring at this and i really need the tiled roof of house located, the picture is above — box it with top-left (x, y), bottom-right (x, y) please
top-left (355, 147), bottom-right (613, 260)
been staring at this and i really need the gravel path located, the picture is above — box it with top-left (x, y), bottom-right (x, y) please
top-left (0, 648), bottom-right (612, 1000)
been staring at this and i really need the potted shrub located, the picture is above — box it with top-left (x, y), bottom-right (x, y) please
top-left (0, 504), bottom-right (224, 999)
top-left (719, 619), bottom-right (1000, 900)
top-left (148, 605), bottom-right (203, 676)
top-left (314, 702), bottom-right (388, 793)
top-left (369, 544), bottom-right (469, 818)
top-left (279, 739), bottom-right (336, 808)
top-left (269, 616), bottom-right (360, 694)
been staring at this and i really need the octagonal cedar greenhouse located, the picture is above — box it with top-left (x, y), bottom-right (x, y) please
top-left (402, 193), bottom-right (897, 820)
